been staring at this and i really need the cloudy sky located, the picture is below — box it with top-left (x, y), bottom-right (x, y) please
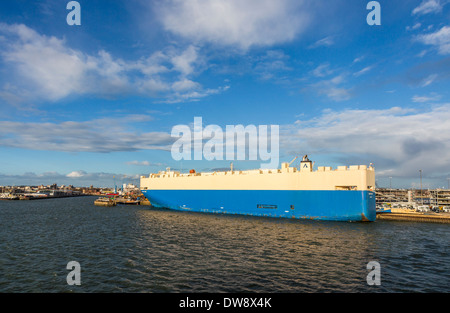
top-left (0, 0), bottom-right (450, 188)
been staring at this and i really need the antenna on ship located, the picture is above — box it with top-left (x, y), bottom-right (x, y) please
top-left (288, 156), bottom-right (298, 166)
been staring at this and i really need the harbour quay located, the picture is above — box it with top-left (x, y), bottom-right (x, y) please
top-left (0, 184), bottom-right (108, 200)
top-left (1, 183), bottom-right (152, 206)
top-left (376, 188), bottom-right (450, 223)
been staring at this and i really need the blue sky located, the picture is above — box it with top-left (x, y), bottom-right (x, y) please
top-left (1, 0), bottom-right (450, 188)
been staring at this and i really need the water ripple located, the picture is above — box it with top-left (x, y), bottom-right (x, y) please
top-left (1, 197), bottom-right (449, 292)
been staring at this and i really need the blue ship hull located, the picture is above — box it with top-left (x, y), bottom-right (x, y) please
top-left (141, 189), bottom-right (376, 222)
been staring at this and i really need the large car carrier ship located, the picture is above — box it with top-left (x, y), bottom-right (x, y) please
top-left (140, 156), bottom-right (376, 222)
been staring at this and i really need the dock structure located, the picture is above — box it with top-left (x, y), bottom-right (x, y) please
top-left (376, 188), bottom-right (450, 207)
top-left (376, 210), bottom-right (450, 224)
top-left (375, 188), bottom-right (450, 223)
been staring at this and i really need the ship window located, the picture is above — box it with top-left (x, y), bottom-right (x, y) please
top-left (335, 186), bottom-right (357, 190)
top-left (257, 204), bottom-right (277, 209)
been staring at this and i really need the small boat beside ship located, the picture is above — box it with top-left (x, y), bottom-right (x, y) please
top-left (94, 197), bottom-right (116, 207)
top-left (376, 206), bottom-right (392, 214)
top-left (93, 194), bottom-right (150, 207)
top-left (115, 197), bottom-right (140, 205)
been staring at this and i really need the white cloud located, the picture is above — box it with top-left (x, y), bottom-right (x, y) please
top-left (353, 66), bottom-right (374, 77)
top-left (0, 171), bottom-right (140, 187)
top-left (412, 0), bottom-right (443, 15)
top-left (170, 45), bottom-right (199, 76)
top-left (309, 74), bottom-right (352, 101)
top-left (311, 63), bottom-right (333, 77)
top-left (0, 24), bottom-right (225, 104)
top-left (352, 56), bottom-right (364, 64)
top-left (304, 62), bottom-right (353, 102)
top-left (321, 87), bottom-right (351, 101)
top-left (156, 0), bottom-right (312, 50)
top-left (308, 36), bottom-right (334, 49)
top-left (253, 50), bottom-right (292, 80)
top-left (159, 85), bottom-right (230, 104)
top-left (416, 49), bottom-right (428, 57)
top-left (420, 73), bottom-right (438, 86)
top-left (126, 161), bottom-right (164, 167)
top-left (67, 170), bottom-right (87, 178)
top-left (0, 115), bottom-right (175, 153)
top-left (126, 161), bottom-right (150, 166)
top-left (416, 26), bottom-right (450, 55)
top-left (282, 104), bottom-right (450, 178)
top-left (406, 23), bottom-right (422, 31)
top-left (171, 79), bottom-right (201, 92)
top-left (412, 94), bottom-right (442, 102)
top-left (0, 24), bottom-right (88, 101)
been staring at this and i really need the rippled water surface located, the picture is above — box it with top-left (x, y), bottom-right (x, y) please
top-left (0, 196), bottom-right (449, 292)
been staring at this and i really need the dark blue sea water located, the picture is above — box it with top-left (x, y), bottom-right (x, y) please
top-left (0, 196), bottom-right (449, 293)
